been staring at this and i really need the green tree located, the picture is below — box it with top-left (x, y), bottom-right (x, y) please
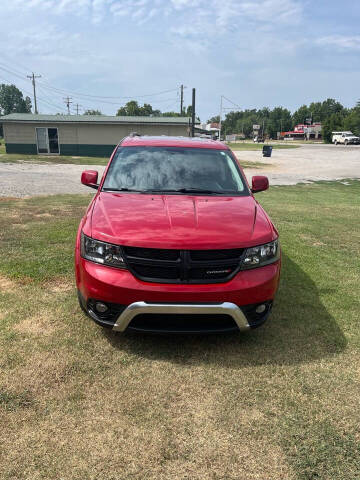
top-left (0, 84), bottom-right (32, 115)
top-left (267, 107), bottom-right (292, 138)
top-left (207, 115), bottom-right (220, 123)
top-left (116, 101), bottom-right (196, 118)
top-left (83, 109), bottom-right (103, 115)
top-left (322, 113), bottom-right (346, 143)
top-left (292, 104), bottom-right (311, 127)
top-left (343, 105), bottom-right (360, 136)
top-left (116, 101), bottom-right (155, 116)
top-left (116, 101), bottom-right (143, 116)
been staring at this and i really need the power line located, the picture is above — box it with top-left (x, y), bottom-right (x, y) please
top-left (36, 85), bottom-right (66, 111)
top-left (35, 82), bottom-right (180, 106)
top-left (37, 79), bottom-right (179, 100)
top-left (0, 75), bottom-right (64, 113)
top-left (221, 95), bottom-right (241, 110)
top-left (0, 61), bottom-right (181, 109)
top-left (219, 95), bottom-right (242, 140)
top-left (0, 64), bottom-right (28, 82)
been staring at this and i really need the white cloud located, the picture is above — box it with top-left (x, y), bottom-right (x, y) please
top-left (316, 35), bottom-right (360, 51)
top-left (239, 0), bottom-right (302, 23)
top-left (9, 0), bottom-right (303, 28)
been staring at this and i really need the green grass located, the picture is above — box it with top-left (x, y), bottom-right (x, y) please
top-left (238, 160), bottom-right (272, 169)
top-left (227, 141), bottom-right (300, 150)
top-left (0, 141), bottom-right (109, 165)
top-left (0, 181), bottom-right (360, 479)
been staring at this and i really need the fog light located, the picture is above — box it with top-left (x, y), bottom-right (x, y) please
top-left (95, 302), bottom-right (108, 313)
top-left (255, 304), bottom-right (266, 314)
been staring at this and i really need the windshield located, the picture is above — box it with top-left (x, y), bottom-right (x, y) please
top-left (102, 146), bottom-right (248, 195)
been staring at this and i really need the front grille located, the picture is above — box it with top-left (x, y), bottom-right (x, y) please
top-left (128, 313), bottom-right (238, 333)
top-left (122, 246), bottom-right (244, 283)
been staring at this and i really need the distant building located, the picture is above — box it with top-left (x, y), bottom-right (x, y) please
top-left (195, 122), bottom-right (219, 139)
top-left (225, 134), bottom-right (245, 142)
top-left (1, 113), bottom-right (195, 156)
top-left (206, 122), bottom-right (220, 131)
top-left (280, 122), bottom-right (322, 140)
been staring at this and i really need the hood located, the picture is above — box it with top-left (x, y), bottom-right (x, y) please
top-left (89, 192), bottom-right (275, 249)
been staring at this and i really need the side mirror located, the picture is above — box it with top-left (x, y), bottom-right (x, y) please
top-left (251, 175), bottom-right (269, 193)
top-left (81, 170), bottom-right (99, 190)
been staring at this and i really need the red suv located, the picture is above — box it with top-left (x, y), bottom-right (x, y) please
top-left (75, 136), bottom-right (281, 333)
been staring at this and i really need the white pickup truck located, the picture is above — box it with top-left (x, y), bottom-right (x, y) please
top-left (332, 131), bottom-right (360, 145)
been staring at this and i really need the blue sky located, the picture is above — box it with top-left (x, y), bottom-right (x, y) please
top-left (1, 0), bottom-right (360, 120)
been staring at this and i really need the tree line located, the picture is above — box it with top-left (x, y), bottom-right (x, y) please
top-left (83, 98), bottom-right (360, 143)
top-left (214, 98), bottom-right (360, 142)
top-left (1, 83), bottom-right (359, 143)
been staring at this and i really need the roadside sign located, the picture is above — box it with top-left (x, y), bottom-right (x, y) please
top-left (253, 124), bottom-right (260, 130)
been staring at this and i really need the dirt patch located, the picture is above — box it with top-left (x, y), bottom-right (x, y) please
top-left (45, 278), bottom-right (74, 293)
top-left (11, 223), bottom-right (28, 229)
top-left (6, 350), bottom-right (75, 397)
top-left (0, 275), bottom-right (17, 292)
top-left (13, 312), bottom-right (56, 336)
top-left (34, 213), bottom-right (54, 218)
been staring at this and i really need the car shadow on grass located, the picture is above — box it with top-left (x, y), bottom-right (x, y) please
top-left (103, 254), bottom-right (347, 367)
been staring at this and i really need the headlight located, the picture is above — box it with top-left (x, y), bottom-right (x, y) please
top-left (80, 232), bottom-right (127, 269)
top-left (241, 239), bottom-right (280, 269)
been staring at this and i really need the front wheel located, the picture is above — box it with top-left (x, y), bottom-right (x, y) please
top-left (345, 140), bottom-right (348, 146)
top-left (334, 140), bottom-right (337, 145)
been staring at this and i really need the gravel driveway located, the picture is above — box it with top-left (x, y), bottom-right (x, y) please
top-left (0, 162), bottom-right (106, 197)
top-left (1, 144), bottom-right (359, 197)
top-left (237, 143), bottom-right (360, 185)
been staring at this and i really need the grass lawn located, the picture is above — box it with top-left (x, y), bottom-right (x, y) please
top-left (227, 142), bottom-right (300, 150)
top-left (238, 159), bottom-right (273, 169)
top-left (0, 181), bottom-right (360, 479)
top-left (0, 141), bottom-right (109, 165)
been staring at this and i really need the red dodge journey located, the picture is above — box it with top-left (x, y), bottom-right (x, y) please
top-left (75, 135), bottom-right (281, 333)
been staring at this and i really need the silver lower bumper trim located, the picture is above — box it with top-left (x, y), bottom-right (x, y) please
top-left (112, 301), bottom-right (250, 332)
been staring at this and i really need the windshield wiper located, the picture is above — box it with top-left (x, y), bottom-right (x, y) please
top-left (102, 187), bottom-right (144, 192)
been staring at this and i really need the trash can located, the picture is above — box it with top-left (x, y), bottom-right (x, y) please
top-left (263, 145), bottom-right (273, 157)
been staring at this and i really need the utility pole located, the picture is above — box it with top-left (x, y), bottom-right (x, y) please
top-left (180, 84), bottom-right (184, 115)
top-left (191, 88), bottom-right (196, 137)
top-left (218, 95), bottom-right (223, 141)
top-left (64, 96), bottom-right (73, 115)
top-left (75, 103), bottom-right (82, 115)
top-left (27, 72), bottom-right (41, 114)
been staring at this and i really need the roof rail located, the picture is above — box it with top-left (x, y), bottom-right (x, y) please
top-left (129, 132), bottom-right (141, 137)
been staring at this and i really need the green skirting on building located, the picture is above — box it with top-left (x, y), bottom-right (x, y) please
top-left (5, 143), bottom-right (116, 157)
top-left (5, 143), bottom-right (38, 154)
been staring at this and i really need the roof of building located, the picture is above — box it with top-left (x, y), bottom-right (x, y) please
top-left (0, 113), bottom-right (198, 125)
top-left (121, 135), bottom-right (228, 150)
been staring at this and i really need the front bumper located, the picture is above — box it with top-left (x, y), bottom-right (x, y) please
top-left (113, 301), bottom-right (250, 332)
top-left (76, 258), bottom-right (280, 333)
